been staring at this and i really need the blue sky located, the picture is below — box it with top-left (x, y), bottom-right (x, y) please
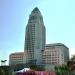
top-left (0, 0), bottom-right (75, 65)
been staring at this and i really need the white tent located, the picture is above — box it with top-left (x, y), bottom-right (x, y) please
top-left (16, 68), bottom-right (30, 73)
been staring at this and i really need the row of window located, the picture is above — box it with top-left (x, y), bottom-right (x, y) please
top-left (11, 56), bottom-right (23, 58)
top-left (11, 58), bottom-right (23, 60)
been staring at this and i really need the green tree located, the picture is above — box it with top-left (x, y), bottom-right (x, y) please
top-left (0, 69), bottom-right (5, 75)
top-left (55, 64), bottom-right (71, 75)
top-left (29, 64), bottom-right (45, 71)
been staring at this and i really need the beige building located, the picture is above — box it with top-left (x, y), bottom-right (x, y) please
top-left (9, 52), bottom-right (25, 65)
top-left (42, 43), bottom-right (69, 66)
top-left (9, 43), bottom-right (69, 67)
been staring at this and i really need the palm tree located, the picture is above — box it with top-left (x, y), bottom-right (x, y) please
top-left (1, 60), bottom-right (7, 66)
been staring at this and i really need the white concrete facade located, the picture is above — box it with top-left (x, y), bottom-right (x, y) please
top-left (24, 7), bottom-right (46, 65)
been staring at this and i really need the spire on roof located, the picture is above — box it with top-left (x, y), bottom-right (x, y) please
top-left (32, 7), bottom-right (40, 12)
